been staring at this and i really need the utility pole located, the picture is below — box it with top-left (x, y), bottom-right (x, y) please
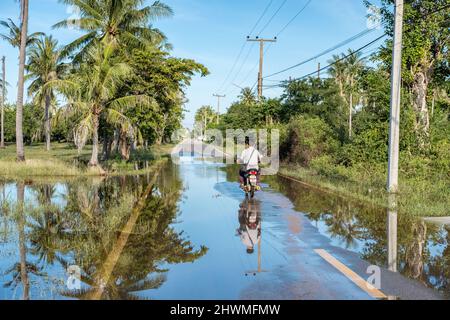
top-left (317, 62), bottom-right (321, 79)
top-left (247, 37), bottom-right (277, 100)
top-left (1, 56), bottom-right (5, 149)
top-left (213, 94), bottom-right (225, 124)
top-left (387, 0), bottom-right (404, 193)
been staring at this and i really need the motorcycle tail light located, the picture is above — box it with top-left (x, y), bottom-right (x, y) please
top-left (249, 171), bottom-right (258, 175)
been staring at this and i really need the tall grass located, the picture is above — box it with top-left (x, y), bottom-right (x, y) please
top-left (279, 163), bottom-right (450, 217)
top-left (0, 143), bottom-right (173, 178)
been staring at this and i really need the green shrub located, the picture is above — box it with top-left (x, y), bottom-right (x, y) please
top-left (339, 123), bottom-right (388, 166)
top-left (431, 139), bottom-right (450, 174)
top-left (281, 115), bottom-right (338, 166)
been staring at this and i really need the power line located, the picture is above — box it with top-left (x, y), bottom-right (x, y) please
top-left (266, 34), bottom-right (387, 87)
top-left (257, 0), bottom-right (289, 36)
top-left (232, 0), bottom-right (312, 93)
top-left (224, 0), bottom-right (310, 95)
top-left (233, 43), bottom-right (272, 92)
top-left (249, 0), bottom-right (275, 36)
top-left (216, 0), bottom-right (275, 94)
top-left (275, 0), bottom-right (313, 37)
top-left (264, 28), bottom-right (377, 79)
top-left (216, 42), bottom-right (247, 93)
top-left (251, 1), bottom-right (450, 94)
top-left (223, 42), bottom-right (257, 94)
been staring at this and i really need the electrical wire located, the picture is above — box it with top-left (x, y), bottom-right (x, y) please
top-left (217, 0), bottom-right (276, 94)
top-left (275, 0), bottom-right (313, 38)
top-left (231, 0), bottom-right (313, 94)
top-left (264, 28), bottom-right (377, 79)
top-left (264, 35), bottom-right (387, 88)
top-left (216, 0), bottom-right (275, 94)
top-left (257, 0), bottom-right (289, 36)
top-left (263, 2), bottom-right (450, 87)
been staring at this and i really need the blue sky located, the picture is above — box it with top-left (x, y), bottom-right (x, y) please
top-left (0, 0), bottom-right (385, 128)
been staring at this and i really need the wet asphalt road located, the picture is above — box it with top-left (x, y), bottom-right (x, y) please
top-left (151, 146), bottom-right (444, 300)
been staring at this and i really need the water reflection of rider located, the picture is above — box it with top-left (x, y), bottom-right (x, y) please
top-left (236, 198), bottom-right (261, 254)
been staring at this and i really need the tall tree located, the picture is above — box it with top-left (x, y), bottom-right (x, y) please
top-left (195, 105), bottom-right (216, 136)
top-left (344, 50), bottom-right (365, 139)
top-left (238, 87), bottom-right (257, 105)
top-left (68, 41), bottom-right (151, 167)
top-left (0, 18), bottom-right (42, 151)
top-left (0, 18), bottom-right (43, 48)
top-left (1, 56), bottom-right (5, 148)
top-left (328, 54), bottom-right (347, 102)
top-left (124, 48), bottom-right (208, 146)
top-left (15, 0), bottom-right (30, 161)
top-left (53, 0), bottom-right (173, 61)
top-left (328, 50), bottom-right (365, 139)
top-left (27, 36), bottom-right (67, 151)
top-left (376, 0), bottom-right (450, 149)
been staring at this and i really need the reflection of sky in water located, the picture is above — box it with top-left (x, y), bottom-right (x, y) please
top-left (151, 160), bottom-right (284, 299)
top-left (426, 226), bottom-right (448, 258)
top-left (0, 184), bottom-right (70, 300)
top-left (1, 183), bottom-right (67, 208)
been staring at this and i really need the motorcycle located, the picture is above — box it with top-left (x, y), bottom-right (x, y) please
top-left (241, 169), bottom-right (261, 198)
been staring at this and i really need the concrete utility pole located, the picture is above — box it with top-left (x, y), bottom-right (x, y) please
top-left (213, 94), bottom-right (225, 124)
top-left (387, 0), bottom-right (404, 193)
top-left (317, 62), bottom-right (321, 79)
top-left (1, 56), bottom-right (5, 149)
top-left (247, 37), bottom-right (277, 100)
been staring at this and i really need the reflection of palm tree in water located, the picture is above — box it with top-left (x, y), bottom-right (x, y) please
top-left (237, 199), bottom-right (261, 255)
top-left (325, 203), bottom-right (362, 249)
top-left (405, 221), bottom-right (427, 280)
top-left (57, 170), bottom-right (207, 300)
top-left (29, 185), bottom-right (64, 265)
top-left (4, 183), bottom-right (43, 300)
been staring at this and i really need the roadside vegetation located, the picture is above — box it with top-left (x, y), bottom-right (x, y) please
top-left (203, 0), bottom-right (450, 217)
top-left (0, 142), bottom-right (173, 178)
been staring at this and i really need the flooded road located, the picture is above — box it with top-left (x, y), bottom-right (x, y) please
top-left (0, 158), bottom-right (448, 300)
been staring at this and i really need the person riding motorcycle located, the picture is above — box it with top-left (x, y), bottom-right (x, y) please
top-left (237, 137), bottom-right (262, 190)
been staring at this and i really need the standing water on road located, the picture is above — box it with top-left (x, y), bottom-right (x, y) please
top-left (0, 159), bottom-right (449, 300)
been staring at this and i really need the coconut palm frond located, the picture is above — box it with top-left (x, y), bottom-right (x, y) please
top-left (109, 95), bottom-right (157, 112)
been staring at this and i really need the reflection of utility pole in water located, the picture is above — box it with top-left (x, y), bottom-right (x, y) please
top-left (245, 234), bottom-right (268, 276)
top-left (387, 194), bottom-right (398, 272)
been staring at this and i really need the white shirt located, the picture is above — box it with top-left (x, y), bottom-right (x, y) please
top-left (240, 227), bottom-right (261, 248)
top-left (239, 146), bottom-right (262, 170)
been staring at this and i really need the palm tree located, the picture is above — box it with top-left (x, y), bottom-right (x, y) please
top-left (328, 50), bottom-right (364, 139)
top-left (343, 50), bottom-right (364, 139)
top-left (16, 1), bottom-right (31, 161)
top-left (327, 54), bottom-right (347, 101)
top-left (0, 18), bottom-right (43, 48)
top-left (238, 87), bottom-right (257, 105)
top-left (53, 0), bottom-right (173, 61)
top-left (195, 105), bottom-right (216, 136)
top-left (68, 41), bottom-right (152, 168)
top-left (27, 36), bottom-right (68, 151)
top-left (0, 16), bottom-right (42, 153)
top-left (1, 56), bottom-right (6, 149)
